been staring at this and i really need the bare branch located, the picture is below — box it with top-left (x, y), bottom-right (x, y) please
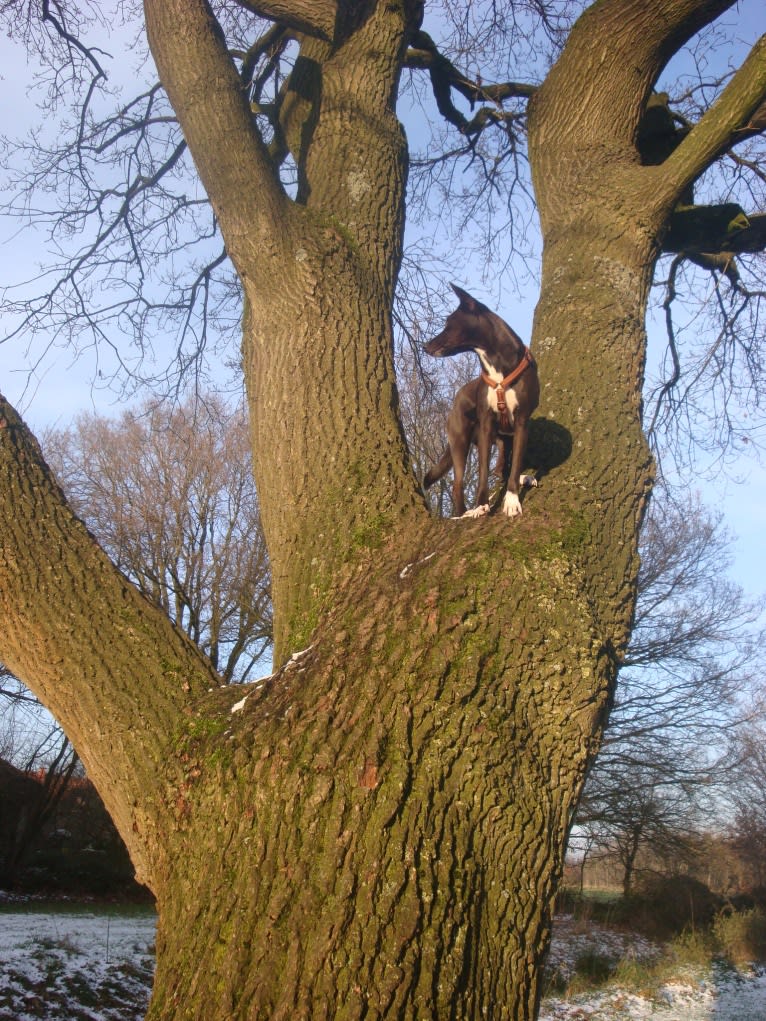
top-left (665, 33), bottom-right (766, 201)
top-left (647, 255), bottom-right (684, 441)
top-left (648, 250), bottom-right (766, 469)
top-left (41, 0), bottom-right (108, 80)
top-left (0, 73), bottom-right (240, 394)
top-left (406, 29), bottom-right (535, 137)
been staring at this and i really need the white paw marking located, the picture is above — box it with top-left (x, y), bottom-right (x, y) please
top-left (460, 504), bottom-right (490, 519)
top-left (520, 474), bottom-right (538, 489)
top-left (501, 492), bottom-right (523, 517)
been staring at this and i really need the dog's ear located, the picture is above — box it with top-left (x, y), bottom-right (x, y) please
top-left (451, 284), bottom-right (486, 314)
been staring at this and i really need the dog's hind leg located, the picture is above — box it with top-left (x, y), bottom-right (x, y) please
top-left (448, 430), bottom-right (473, 517)
top-left (493, 436), bottom-right (510, 481)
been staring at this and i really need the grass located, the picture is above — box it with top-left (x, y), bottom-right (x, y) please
top-left (558, 876), bottom-right (725, 940)
top-left (0, 960), bottom-right (154, 1020)
top-left (547, 889), bottom-right (766, 1004)
top-left (546, 928), bottom-right (714, 1002)
top-left (713, 907), bottom-right (766, 968)
top-left (0, 897), bottom-right (155, 918)
top-left (579, 886), bottom-right (623, 904)
top-left (561, 950), bottom-right (616, 993)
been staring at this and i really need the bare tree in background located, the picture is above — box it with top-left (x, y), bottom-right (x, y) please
top-left (5, 394), bottom-right (272, 738)
top-left (396, 334), bottom-right (480, 516)
top-left (44, 393), bottom-right (272, 683)
top-left (574, 492), bottom-right (763, 893)
top-left (729, 721), bottom-right (766, 889)
top-left (0, 666), bottom-right (79, 887)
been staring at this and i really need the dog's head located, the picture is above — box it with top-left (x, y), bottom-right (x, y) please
top-left (423, 284), bottom-right (522, 361)
top-left (423, 285), bottom-right (486, 358)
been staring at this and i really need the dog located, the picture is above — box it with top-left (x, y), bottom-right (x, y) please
top-left (423, 285), bottom-right (539, 518)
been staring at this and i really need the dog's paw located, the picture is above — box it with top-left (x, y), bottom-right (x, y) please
top-left (520, 474), bottom-right (538, 489)
top-left (501, 492), bottom-right (523, 517)
top-left (460, 504), bottom-right (490, 519)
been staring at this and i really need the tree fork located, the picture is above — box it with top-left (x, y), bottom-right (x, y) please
top-left (144, 516), bottom-right (612, 1020)
top-left (7, 1), bottom-right (759, 1019)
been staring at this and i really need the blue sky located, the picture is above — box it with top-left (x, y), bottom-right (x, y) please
top-left (0, 4), bottom-right (764, 616)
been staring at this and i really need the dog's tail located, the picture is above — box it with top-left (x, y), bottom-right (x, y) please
top-left (423, 447), bottom-right (453, 488)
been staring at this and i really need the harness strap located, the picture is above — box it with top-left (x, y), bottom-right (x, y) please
top-left (481, 347), bottom-right (534, 431)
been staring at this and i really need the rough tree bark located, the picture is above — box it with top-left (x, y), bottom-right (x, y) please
top-left (1, 1), bottom-right (764, 1018)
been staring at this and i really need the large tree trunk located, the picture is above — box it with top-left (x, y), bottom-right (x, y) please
top-left (3, 0), bottom-right (762, 1018)
top-left (144, 513), bottom-right (619, 1019)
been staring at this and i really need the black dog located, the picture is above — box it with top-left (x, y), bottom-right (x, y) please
top-left (423, 285), bottom-right (539, 518)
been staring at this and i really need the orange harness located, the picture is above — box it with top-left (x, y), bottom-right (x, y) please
top-left (481, 347), bottom-right (534, 431)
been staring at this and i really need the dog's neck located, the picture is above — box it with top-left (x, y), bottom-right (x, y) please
top-left (476, 349), bottom-right (503, 383)
top-left (473, 315), bottom-right (526, 381)
top-left (475, 342), bottom-right (524, 382)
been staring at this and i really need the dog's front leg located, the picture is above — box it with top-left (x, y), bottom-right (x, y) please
top-left (501, 416), bottom-right (532, 518)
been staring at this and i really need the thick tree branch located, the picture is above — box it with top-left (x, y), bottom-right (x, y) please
top-left (232, 0), bottom-right (336, 40)
top-left (663, 205), bottom-right (766, 255)
top-left (533, 0), bottom-right (736, 154)
top-left (665, 33), bottom-right (766, 197)
top-left (0, 394), bottom-right (222, 885)
top-left (143, 0), bottom-right (293, 275)
top-left (732, 97), bottom-right (766, 145)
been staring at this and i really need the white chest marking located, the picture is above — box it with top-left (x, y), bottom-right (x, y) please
top-left (486, 382), bottom-right (519, 423)
top-left (476, 348), bottom-right (519, 424)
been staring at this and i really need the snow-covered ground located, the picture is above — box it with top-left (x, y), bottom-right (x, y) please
top-left (0, 903), bottom-right (155, 1020)
top-left (541, 915), bottom-right (766, 1021)
top-left (1, 902), bottom-right (765, 1020)
top-left (540, 975), bottom-right (766, 1021)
